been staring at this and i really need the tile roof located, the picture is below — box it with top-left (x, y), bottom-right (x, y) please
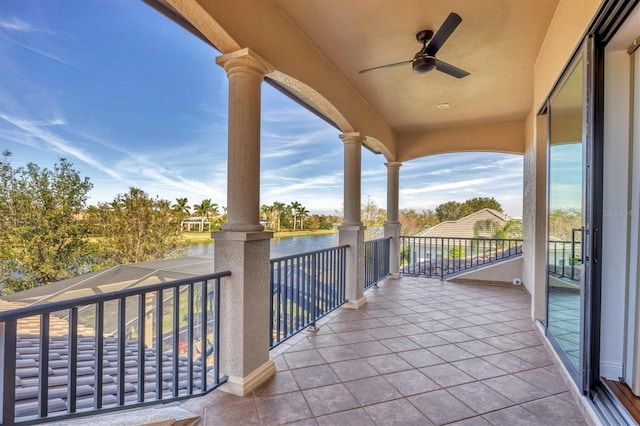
top-left (13, 332), bottom-right (211, 420)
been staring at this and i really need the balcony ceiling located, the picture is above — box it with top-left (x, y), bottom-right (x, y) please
top-left (272, 0), bottom-right (559, 133)
top-left (164, 0), bottom-right (560, 158)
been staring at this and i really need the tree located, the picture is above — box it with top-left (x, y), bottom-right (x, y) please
top-left (271, 201), bottom-right (286, 232)
top-left (362, 196), bottom-right (386, 228)
top-left (193, 199), bottom-right (219, 219)
top-left (87, 187), bottom-right (183, 265)
top-left (473, 218), bottom-right (523, 239)
top-left (435, 197), bottom-right (504, 222)
top-left (0, 151), bottom-right (94, 293)
top-left (298, 206), bottom-right (309, 230)
top-left (399, 208), bottom-right (440, 235)
top-left (435, 201), bottom-right (466, 222)
top-left (289, 201), bottom-right (302, 230)
top-left (172, 197), bottom-right (191, 216)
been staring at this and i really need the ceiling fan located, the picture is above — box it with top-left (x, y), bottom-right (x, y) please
top-left (358, 12), bottom-right (469, 79)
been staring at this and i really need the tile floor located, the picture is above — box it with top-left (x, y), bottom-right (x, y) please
top-left (181, 276), bottom-right (588, 425)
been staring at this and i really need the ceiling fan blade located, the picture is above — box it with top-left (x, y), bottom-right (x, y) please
top-left (435, 59), bottom-right (469, 78)
top-left (358, 59), bottom-right (412, 74)
top-left (425, 12), bottom-right (462, 56)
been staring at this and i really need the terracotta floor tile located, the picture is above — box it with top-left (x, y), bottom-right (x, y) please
top-left (451, 358), bottom-right (508, 380)
top-left (482, 405), bottom-right (551, 425)
top-left (329, 359), bottom-right (379, 382)
top-left (447, 382), bottom-right (515, 414)
top-left (317, 345), bottom-right (360, 363)
top-left (315, 408), bottom-right (374, 425)
top-left (253, 370), bottom-right (299, 397)
top-left (428, 344), bottom-right (474, 362)
top-left (344, 376), bottom-right (402, 406)
top-left (255, 391), bottom-right (313, 425)
top-left (291, 365), bottom-right (341, 390)
top-left (408, 389), bottom-right (476, 425)
top-left (365, 354), bottom-right (413, 374)
top-left (302, 383), bottom-right (360, 417)
top-left (397, 349), bottom-right (445, 368)
top-left (482, 375), bottom-right (549, 404)
top-left (203, 399), bottom-right (260, 426)
top-left (420, 364), bottom-right (475, 387)
top-left (383, 369), bottom-right (440, 396)
top-left (283, 349), bottom-right (326, 369)
top-left (364, 398), bottom-right (433, 425)
top-left (379, 336), bottom-right (421, 352)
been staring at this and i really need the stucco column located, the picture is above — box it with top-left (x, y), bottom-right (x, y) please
top-left (218, 48), bottom-right (272, 232)
top-left (214, 48), bottom-right (274, 396)
top-left (339, 132), bottom-right (366, 308)
top-left (384, 161), bottom-right (402, 278)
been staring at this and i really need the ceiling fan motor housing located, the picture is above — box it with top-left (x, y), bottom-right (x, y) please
top-left (413, 55), bottom-right (436, 73)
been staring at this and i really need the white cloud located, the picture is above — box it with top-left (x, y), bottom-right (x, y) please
top-left (0, 17), bottom-right (46, 32)
top-left (0, 113), bottom-right (122, 180)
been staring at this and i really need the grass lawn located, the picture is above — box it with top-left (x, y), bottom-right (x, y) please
top-left (180, 229), bottom-right (337, 245)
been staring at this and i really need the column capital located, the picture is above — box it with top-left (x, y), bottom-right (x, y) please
top-left (385, 161), bottom-right (402, 170)
top-left (339, 132), bottom-right (364, 145)
top-left (216, 48), bottom-right (274, 78)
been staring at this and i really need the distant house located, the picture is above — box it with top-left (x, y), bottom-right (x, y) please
top-left (421, 208), bottom-right (510, 239)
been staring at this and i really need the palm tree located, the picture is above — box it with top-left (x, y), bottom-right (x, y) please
top-left (289, 201), bottom-right (302, 230)
top-left (193, 199), bottom-right (219, 219)
top-left (260, 204), bottom-right (274, 229)
top-left (172, 197), bottom-right (191, 216)
top-left (271, 201), bottom-right (286, 232)
top-left (298, 206), bottom-right (309, 230)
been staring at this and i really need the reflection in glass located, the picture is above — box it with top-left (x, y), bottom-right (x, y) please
top-left (547, 58), bottom-right (583, 372)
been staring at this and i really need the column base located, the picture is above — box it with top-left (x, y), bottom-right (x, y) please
top-left (388, 273), bottom-right (401, 280)
top-left (344, 296), bottom-right (367, 309)
top-left (221, 359), bottom-right (275, 396)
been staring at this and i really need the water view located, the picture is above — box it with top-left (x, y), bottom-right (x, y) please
top-left (185, 233), bottom-right (339, 258)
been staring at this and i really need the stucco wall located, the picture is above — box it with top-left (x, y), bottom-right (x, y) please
top-left (452, 257), bottom-right (523, 285)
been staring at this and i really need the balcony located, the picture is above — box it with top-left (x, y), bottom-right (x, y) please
top-left (0, 242), bottom-right (587, 425)
top-left (179, 276), bottom-right (586, 425)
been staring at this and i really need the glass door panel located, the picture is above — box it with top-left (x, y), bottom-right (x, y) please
top-left (547, 57), bottom-right (585, 376)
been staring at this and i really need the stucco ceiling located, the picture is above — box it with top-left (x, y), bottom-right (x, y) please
top-left (273, 0), bottom-right (559, 133)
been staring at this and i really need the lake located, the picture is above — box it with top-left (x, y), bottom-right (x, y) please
top-left (185, 233), bottom-right (339, 258)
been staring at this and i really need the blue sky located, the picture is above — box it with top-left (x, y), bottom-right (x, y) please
top-left (0, 0), bottom-right (523, 217)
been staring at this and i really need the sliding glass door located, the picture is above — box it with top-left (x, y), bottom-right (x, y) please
top-left (546, 50), bottom-right (592, 390)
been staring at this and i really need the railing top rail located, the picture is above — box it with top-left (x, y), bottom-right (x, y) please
top-left (400, 235), bottom-right (523, 242)
top-left (0, 271), bottom-right (231, 322)
top-left (270, 245), bottom-right (349, 263)
top-left (365, 237), bottom-right (391, 243)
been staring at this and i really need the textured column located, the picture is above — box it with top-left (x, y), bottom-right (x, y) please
top-left (214, 48), bottom-right (274, 396)
top-left (384, 162), bottom-right (402, 278)
top-left (339, 133), bottom-right (366, 308)
top-left (218, 48), bottom-right (272, 232)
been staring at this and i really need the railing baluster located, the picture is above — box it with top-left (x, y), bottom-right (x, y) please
top-left (201, 280), bottom-right (208, 391)
top-left (138, 295), bottom-right (146, 403)
top-left (95, 302), bottom-right (104, 409)
top-left (68, 307), bottom-right (78, 413)
top-left (155, 290), bottom-right (163, 400)
top-left (172, 287), bottom-right (180, 397)
top-left (0, 319), bottom-right (17, 425)
top-left (187, 284), bottom-right (194, 395)
top-left (269, 263), bottom-right (275, 347)
top-left (39, 313), bottom-right (50, 418)
top-left (117, 299), bottom-right (125, 407)
top-left (214, 278), bottom-right (221, 386)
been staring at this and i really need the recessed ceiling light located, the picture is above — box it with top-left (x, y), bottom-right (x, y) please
top-left (437, 103), bottom-right (450, 109)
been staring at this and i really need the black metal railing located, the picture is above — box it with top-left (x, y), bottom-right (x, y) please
top-left (548, 229), bottom-right (582, 282)
top-left (400, 236), bottom-right (523, 278)
top-left (364, 237), bottom-right (390, 290)
top-left (270, 246), bottom-right (347, 348)
top-left (0, 272), bottom-right (230, 425)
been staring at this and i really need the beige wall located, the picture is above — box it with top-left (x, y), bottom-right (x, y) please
top-left (522, 0), bottom-right (603, 321)
top-left (452, 257), bottom-right (523, 285)
top-left (397, 120), bottom-right (525, 161)
top-left (169, 0), bottom-right (398, 156)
